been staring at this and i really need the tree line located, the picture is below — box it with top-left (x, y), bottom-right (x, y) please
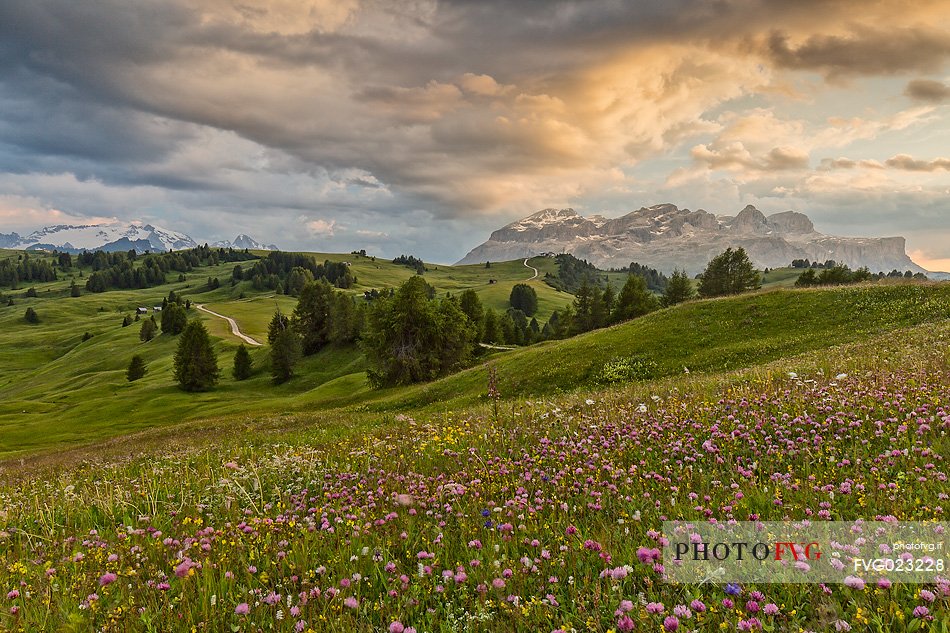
top-left (84, 247), bottom-right (257, 293)
top-left (0, 254), bottom-right (57, 289)
top-left (236, 252), bottom-right (355, 295)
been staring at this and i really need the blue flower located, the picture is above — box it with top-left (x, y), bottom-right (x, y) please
top-left (484, 520), bottom-right (493, 529)
top-left (481, 509), bottom-right (491, 517)
top-left (725, 583), bottom-right (741, 595)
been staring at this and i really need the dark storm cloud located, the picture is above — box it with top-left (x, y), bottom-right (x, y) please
top-left (904, 78), bottom-right (950, 103)
top-left (762, 27), bottom-right (950, 78)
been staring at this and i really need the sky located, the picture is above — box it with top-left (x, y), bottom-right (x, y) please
top-left (0, 1), bottom-right (949, 267)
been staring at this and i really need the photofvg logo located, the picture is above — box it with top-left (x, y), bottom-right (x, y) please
top-left (663, 521), bottom-right (948, 584)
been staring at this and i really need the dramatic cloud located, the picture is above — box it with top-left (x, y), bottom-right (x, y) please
top-left (0, 0), bottom-right (948, 262)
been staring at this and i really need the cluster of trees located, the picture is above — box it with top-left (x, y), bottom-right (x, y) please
top-left (544, 270), bottom-right (695, 338)
top-left (392, 255), bottom-right (426, 275)
top-left (84, 246), bottom-right (257, 293)
top-left (697, 248), bottom-right (761, 297)
top-left (610, 262), bottom-right (669, 293)
top-left (0, 255), bottom-right (57, 289)
top-left (262, 279), bottom-right (368, 383)
top-left (795, 265), bottom-right (873, 287)
top-left (543, 254), bottom-right (603, 293)
top-left (795, 265), bottom-right (927, 287)
top-left (85, 258), bottom-right (168, 292)
top-left (362, 277), bottom-right (476, 385)
top-left (791, 258), bottom-right (840, 269)
top-left (238, 252), bottom-right (355, 294)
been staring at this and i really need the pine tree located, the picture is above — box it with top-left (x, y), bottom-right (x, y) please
top-left (601, 284), bottom-right (616, 320)
top-left (293, 279), bottom-right (334, 354)
top-left (161, 303), bottom-right (187, 335)
top-left (571, 281), bottom-right (594, 334)
top-left (24, 307), bottom-right (39, 324)
top-left (459, 289), bottom-right (484, 340)
top-left (509, 284), bottom-right (538, 316)
top-left (662, 269), bottom-right (695, 306)
top-left (126, 355), bottom-right (147, 382)
top-left (590, 286), bottom-right (608, 329)
top-left (328, 293), bottom-right (363, 345)
top-left (173, 320), bottom-right (219, 392)
top-left (482, 308), bottom-right (500, 344)
top-left (613, 275), bottom-right (658, 322)
top-left (140, 316), bottom-right (157, 342)
top-left (435, 296), bottom-right (477, 373)
top-left (698, 247), bottom-right (761, 297)
top-left (267, 310), bottom-right (292, 345)
top-left (70, 281), bottom-right (81, 297)
top-left (122, 314), bottom-right (133, 327)
top-left (270, 327), bottom-right (302, 384)
top-left (232, 344), bottom-right (253, 380)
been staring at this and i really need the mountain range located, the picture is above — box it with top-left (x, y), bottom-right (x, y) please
top-left (458, 204), bottom-right (927, 275)
top-left (0, 222), bottom-right (278, 254)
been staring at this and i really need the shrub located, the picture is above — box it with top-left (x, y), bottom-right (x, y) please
top-left (596, 357), bottom-right (658, 384)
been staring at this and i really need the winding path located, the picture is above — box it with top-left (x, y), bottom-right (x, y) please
top-left (523, 258), bottom-right (538, 280)
top-left (195, 304), bottom-right (262, 346)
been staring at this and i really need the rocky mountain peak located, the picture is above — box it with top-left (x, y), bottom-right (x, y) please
top-left (768, 210), bottom-right (814, 234)
top-left (458, 203), bottom-right (926, 275)
top-left (732, 205), bottom-right (770, 233)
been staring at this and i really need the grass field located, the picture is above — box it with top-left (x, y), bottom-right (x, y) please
top-left (0, 290), bottom-right (947, 631)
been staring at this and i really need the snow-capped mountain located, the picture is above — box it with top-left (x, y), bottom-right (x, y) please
top-left (0, 222), bottom-right (281, 254)
top-left (211, 234), bottom-right (279, 251)
top-left (1, 222), bottom-right (198, 253)
top-left (458, 204), bottom-right (927, 275)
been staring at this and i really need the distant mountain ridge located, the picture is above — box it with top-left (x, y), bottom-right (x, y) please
top-left (212, 234), bottom-right (279, 251)
top-left (458, 204), bottom-right (927, 275)
top-left (0, 222), bottom-right (278, 254)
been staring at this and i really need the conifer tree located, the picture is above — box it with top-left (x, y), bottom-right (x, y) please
top-left (232, 344), bottom-right (253, 380)
top-left (613, 275), bottom-right (658, 322)
top-left (140, 316), bottom-right (157, 342)
top-left (662, 269), bottom-right (695, 306)
top-left (126, 355), bottom-right (147, 382)
top-left (173, 320), bottom-right (219, 391)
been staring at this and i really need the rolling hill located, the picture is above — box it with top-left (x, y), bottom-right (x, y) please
top-left (1, 245), bottom-right (948, 457)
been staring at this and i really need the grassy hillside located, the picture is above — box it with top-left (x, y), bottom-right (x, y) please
top-left (365, 282), bottom-right (950, 411)
top-left (2, 249), bottom-right (948, 458)
top-left (0, 297), bottom-right (947, 631)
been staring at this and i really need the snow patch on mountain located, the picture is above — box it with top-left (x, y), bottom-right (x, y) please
top-left (6, 222), bottom-right (198, 253)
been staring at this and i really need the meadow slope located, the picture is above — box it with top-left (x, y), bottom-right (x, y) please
top-left (0, 301), bottom-right (947, 631)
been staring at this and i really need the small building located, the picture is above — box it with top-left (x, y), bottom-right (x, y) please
top-left (488, 279), bottom-right (498, 285)
top-left (136, 307), bottom-right (148, 315)
top-left (153, 306), bottom-right (162, 312)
